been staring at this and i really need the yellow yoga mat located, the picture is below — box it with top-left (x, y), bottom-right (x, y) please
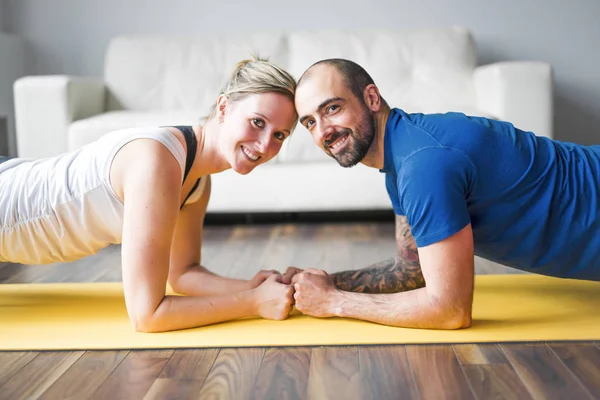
top-left (1, 275), bottom-right (599, 350)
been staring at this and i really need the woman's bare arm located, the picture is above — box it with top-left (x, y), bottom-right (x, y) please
top-left (167, 175), bottom-right (273, 296)
top-left (118, 140), bottom-right (292, 332)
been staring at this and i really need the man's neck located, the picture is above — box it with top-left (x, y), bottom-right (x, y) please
top-left (361, 105), bottom-right (391, 169)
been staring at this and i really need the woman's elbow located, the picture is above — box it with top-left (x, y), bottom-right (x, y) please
top-left (129, 304), bottom-right (165, 333)
top-left (130, 312), bottom-right (158, 333)
top-left (167, 272), bottom-right (187, 295)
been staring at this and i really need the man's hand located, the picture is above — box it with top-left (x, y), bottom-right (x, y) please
top-left (248, 269), bottom-right (282, 289)
top-left (292, 269), bottom-right (341, 318)
top-left (281, 266), bottom-right (304, 284)
top-left (252, 274), bottom-right (294, 320)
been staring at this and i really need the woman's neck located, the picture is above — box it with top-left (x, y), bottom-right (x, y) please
top-left (189, 118), bottom-right (230, 177)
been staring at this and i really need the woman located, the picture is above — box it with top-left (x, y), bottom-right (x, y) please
top-left (0, 58), bottom-right (298, 332)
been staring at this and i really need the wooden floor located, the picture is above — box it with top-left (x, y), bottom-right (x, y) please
top-left (1, 222), bottom-right (599, 400)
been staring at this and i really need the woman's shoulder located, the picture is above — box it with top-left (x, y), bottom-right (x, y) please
top-left (100, 126), bottom-right (175, 144)
top-left (103, 125), bottom-right (186, 167)
top-left (99, 126), bottom-right (187, 191)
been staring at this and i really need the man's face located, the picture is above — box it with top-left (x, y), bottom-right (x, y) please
top-left (295, 65), bottom-right (375, 168)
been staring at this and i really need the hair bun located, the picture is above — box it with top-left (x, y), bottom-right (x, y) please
top-left (201, 56), bottom-right (297, 123)
top-left (234, 55), bottom-right (269, 71)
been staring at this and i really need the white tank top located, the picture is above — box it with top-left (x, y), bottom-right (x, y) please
top-left (0, 126), bottom-right (205, 265)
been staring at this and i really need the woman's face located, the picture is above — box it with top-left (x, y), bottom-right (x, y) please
top-left (219, 92), bottom-right (297, 175)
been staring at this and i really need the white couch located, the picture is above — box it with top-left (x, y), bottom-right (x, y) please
top-left (13, 26), bottom-right (553, 213)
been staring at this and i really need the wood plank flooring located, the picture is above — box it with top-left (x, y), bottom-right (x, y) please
top-left (1, 222), bottom-right (598, 399)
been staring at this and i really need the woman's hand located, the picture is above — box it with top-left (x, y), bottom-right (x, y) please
top-left (281, 266), bottom-right (304, 284)
top-left (248, 269), bottom-right (282, 289)
top-left (252, 274), bottom-right (294, 320)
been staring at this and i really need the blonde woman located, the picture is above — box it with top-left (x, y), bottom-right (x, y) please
top-left (0, 58), bottom-right (298, 332)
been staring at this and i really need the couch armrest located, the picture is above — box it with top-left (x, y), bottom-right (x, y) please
top-left (14, 75), bottom-right (106, 158)
top-left (474, 61), bottom-right (553, 139)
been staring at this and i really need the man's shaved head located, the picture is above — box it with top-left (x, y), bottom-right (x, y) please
top-left (298, 59), bottom-right (376, 104)
top-left (295, 58), bottom-right (380, 168)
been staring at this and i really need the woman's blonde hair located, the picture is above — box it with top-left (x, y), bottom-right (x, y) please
top-left (205, 56), bottom-right (297, 124)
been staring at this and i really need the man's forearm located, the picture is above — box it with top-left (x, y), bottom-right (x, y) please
top-left (330, 288), bottom-right (471, 330)
top-left (317, 214), bottom-right (470, 329)
top-left (170, 265), bottom-right (250, 296)
top-left (332, 256), bottom-right (425, 294)
top-left (332, 214), bottom-right (425, 294)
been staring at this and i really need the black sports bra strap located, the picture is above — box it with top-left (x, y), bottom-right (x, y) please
top-left (162, 125), bottom-right (201, 209)
top-left (180, 178), bottom-right (201, 211)
top-left (172, 125), bottom-right (198, 185)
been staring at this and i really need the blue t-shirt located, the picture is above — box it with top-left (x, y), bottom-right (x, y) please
top-left (382, 108), bottom-right (600, 281)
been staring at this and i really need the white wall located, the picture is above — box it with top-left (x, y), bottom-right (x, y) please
top-left (0, 33), bottom-right (25, 156)
top-left (0, 1), bottom-right (25, 156)
top-left (3, 0), bottom-right (600, 145)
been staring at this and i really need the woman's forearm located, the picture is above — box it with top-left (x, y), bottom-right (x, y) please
top-left (170, 265), bottom-right (250, 296)
top-left (131, 291), bottom-right (257, 332)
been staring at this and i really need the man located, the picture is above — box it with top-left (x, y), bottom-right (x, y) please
top-left (285, 58), bottom-right (600, 330)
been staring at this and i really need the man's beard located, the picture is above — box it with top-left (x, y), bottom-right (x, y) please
top-left (324, 108), bottom-right (376, 168)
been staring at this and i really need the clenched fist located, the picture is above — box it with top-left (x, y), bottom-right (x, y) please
top-left (248, 269), bottom-right (282, 289)
top-left (292, 269), bottom-right (340, 318)
top-left (281, 266), bottom-right (304, 284)
top-left (253, 274), bottom-right (294, 320)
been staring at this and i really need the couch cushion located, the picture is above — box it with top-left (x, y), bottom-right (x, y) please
top-left (287, 26), bottom-right (477, 112)
top-left (104, 33), bottom-right (288, 113)
top-left (67, 110), bottom-right (200, 150)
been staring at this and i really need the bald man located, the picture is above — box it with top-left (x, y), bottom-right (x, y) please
top-left (283, 58), bottom-right (600, 330)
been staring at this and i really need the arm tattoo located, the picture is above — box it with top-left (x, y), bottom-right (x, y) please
top-left (332, 216), bottom-right (426, 294)
top-left (332, 256), bottom-right (425, 294)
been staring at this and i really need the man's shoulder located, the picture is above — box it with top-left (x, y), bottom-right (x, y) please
top-left (394, 109), bottom-right (500, 130)
top-left (388, 109), bottom-right (468, 141)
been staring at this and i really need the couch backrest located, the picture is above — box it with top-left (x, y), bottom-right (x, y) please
top-left (105, 27), bottom-right (477, 115)
top-left (104, 33), bottom-right (288, 113)
top-left (104, 27), bottom-right (479, 163)
top-left (287, 26), bottom-right (477, 112)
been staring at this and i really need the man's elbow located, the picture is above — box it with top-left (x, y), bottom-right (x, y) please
top-left (438, 308), bottom-right (472, 330)
top-left (430, 299), bottom-right (472, 330)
